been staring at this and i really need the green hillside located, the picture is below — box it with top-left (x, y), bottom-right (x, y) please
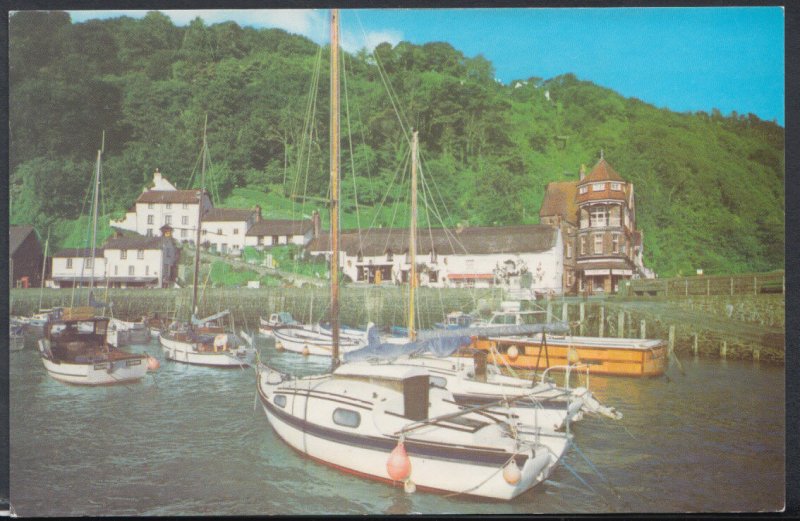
top-left (8, 11), bottom-right (784, 276)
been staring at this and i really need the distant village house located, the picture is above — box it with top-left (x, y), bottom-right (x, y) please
top-left (9, 225), bottom-right (44, 289)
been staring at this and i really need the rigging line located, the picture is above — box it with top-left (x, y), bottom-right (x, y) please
top-left (371, 147), bottom-right (410, 256)
top-left (291, 47), bottom-right (323, 200)
top-left (184, 137), bottom-right (205, 190)
top-left (361, 146), bottom-right (410, 244)
top-left (299, 57), bottom-right (323, 224)
top-left (341, 47), bottom-right (363, 245)
top-left (417, 167), bottom-right (448, 319)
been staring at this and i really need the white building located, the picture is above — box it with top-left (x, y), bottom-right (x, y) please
top-left (50, 248), bottom-right (107, 288)
top-left (110, 169), bottom-right (212, 242)
top-left (244, 210), bottom-right (318, 249)
top-left (102, 227), bottom-right (180, 288)
top-left (307, 224), bottom-right (563, 293)
top-left (200, 208), bottom-right (259, 255)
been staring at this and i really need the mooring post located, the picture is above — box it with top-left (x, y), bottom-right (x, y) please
top-left (579, 302), bottom-right (585, 335)
top-left (599, 305), bottom-right (605, 337)
top-left (618, 311), bottom-right (625, 338)
top-left (640, 319), bottom-right (646, 339)
top-left (693, 333), bottom-right (699, 357)
top-left (668, 325), bottom-right (675, 357)
top-left (720, 340), bottom-right (728, 359)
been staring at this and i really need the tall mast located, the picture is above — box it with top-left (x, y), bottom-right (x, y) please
top-left (329, 8), bottom-right (341, 369)
top-left (408, 130), bottom-right (419, 341)
top-left (192, 115), bottom-right (208, 319)
top-left (38, 227), bottom-right (49, 311)
top-left (87, 132), bottom-right (103, 303)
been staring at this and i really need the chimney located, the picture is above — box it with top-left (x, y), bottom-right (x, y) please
top-left (579, 164), bottom-right (587, 181)
top-left (154, 168), bottom-right (162, 184)
top-left (255, 205), bottom-right (262, 222)
top-left (312, 210), bottom-right (321, 239)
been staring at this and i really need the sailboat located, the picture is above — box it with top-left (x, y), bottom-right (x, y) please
top-left (38, 140), bottom-right (154, 385)
top-left (158, 118), bottom-right (256, 367)
top-left (256, 10), bottom-right (570, 500)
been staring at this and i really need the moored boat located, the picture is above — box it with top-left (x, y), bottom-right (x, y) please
top-left (107, 317), bottom-right (150, 347)
top-left (258, 312), bottom-right (299, 337)
top-left (272, 324), bottom-right (367, 357)
top-left (37, 307), bottom-right (151, 385)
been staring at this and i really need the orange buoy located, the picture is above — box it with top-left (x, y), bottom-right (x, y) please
top-left (507, 345), bottom-right (519, 361)
top-left (146, 356), bottom-right (161, 371)
top-left (503, 459), bottom-right (521, 485)
top-left (302, 345), bottom-right (310, 356)
top-left (386, 440), bottom-right (412, 482)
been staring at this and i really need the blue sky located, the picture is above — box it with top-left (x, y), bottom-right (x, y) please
top-left (68, 7), bottom-right (785, 126)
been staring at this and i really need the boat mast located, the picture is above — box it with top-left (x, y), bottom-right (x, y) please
top-left (330, 8), bottom-right (341, 368)
top-left (38, 227), bottom-right (49, 311)
top-left (87, 131), bottom-right (104, 304)
top-left (408, 130), bottom-right (418, 341)
top-left (192, 115), bottom-right (208, 320)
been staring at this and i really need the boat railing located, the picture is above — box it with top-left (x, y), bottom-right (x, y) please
top-left (540, 363), bottom-right (590, 390)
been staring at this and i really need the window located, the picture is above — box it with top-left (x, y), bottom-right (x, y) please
top-left (566, 242), bottom-right (572, 259)
top-left (233, 228), bottom-right (239, 235)
top-left (147, 229), bottom-right (153, 237)
top-left (137, 249), bottom-right (144, 259)
top-left (590, 207), bottom-right (607, 228)
top-left (274, 395), bottom-right (287, 408)
top-left (592, 182), bottom-right (605, 191)
top-left (612, 233), bottom-right (620, 253)
top-left (145, 265), bottom-right (149, 276)
top-left (430, 376), bottom-right (447, 389)
top-left (148, 203), bottom-right (154, 209)
top-left (594, 234), bottom-right (604, 254)
top-left (579, 185), bottom-right (588, 195)
top-left (182, 203), bottom-right (188, 210)
top-left (429, 270), bottom-right (438, 283)
top-left (202, 229), bottom-right (207, 236)
top-left (257, 236), bottom-right (264, 246)
top-left (181, 216), bottom-right (188, 225)
top-left (580, 236), bottom-right (587, 255)
top-left (181, 229), bottom-right (188, 238)
top-left (165, 215), bottom-right (172, 225)
top-left (85, 258), bottom-right (93, 269)
top-left (128, 265), bottom-right (135, 276)
top-left (611, 182), bottom-right (622, 191)
top-left (166, 203), bottom-right (172, 209)
top-left (147, 215), bottom-right (154, 225)
top-left (271, 235), bottom-right (279, 245)
top-left (114, 265), bottom-right (118, 276)
top-left (121, 250), bottom-right (127, 259)
top-left (332, 408), bottom-right (361, 428)
top-left (217, 228), bottom-right (222, 236)
top-left (66, 258), bottom-right (73, 269)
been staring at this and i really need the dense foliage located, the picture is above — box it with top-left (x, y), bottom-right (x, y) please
top-left (9, 11), bottom-right (784, 276)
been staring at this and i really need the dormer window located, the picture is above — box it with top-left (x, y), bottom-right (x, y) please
top-left (579, 186), bottom-right (588, 195)
top-left (592, 182), bottom-right (605, 192)
top-left (611, 182), bottom-right (622, 191)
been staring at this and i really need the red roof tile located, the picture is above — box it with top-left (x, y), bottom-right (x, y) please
top-left (579, 158), bottom-right (625, 184)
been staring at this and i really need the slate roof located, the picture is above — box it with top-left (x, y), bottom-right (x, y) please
top-left (578, 158), bottom-right (625, 185)
top-left (307, 225), bottom-right (557, 256)
top-left (10, 225), bottom-right (37, 255)
top-left (103, 235), bottom-right (171, 250)
top-left (137, 190), bottom-right (203, 204)
top-left (53, 248), bottom-right (105, 258)
top-left (202, 208), bottom-right (255, 222)
top-left (246, 219), bottom-right (314, 237)
top-left (539, 181), bottom-right (579, 224)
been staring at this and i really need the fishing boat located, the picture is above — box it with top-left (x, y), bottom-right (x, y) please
top-left (258, 312), bottom-right (300, 337)
top-left (158, 118), bottom-right (256, 368)
top-left (38, 307), bottom-right (153, 385)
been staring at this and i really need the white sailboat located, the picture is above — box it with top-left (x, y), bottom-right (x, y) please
top-left (37, 141), bottom-right (154, 385)
top-left (158, 118), bottom-right (256, 367)
top-left (256, 10), bottom-right (570, 499)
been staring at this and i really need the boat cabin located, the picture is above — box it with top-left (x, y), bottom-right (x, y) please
top-left (44, 317), bottom-right (110, 362)
top-left (334, 364), bottom-right (431, 421)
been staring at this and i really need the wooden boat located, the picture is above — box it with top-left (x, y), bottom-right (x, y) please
top-left (38, 307), bottom-right (151, 385)
top-left (471, 333), bottom-right (668, 377)
top-left (258, 312), bottom-right (299, 337)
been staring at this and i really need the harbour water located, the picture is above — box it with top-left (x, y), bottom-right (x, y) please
top-left (9, 334), bottom-right (785, 515)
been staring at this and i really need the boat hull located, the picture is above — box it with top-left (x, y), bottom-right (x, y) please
top-left (272, 327), bottom-right (366, 357)
top-left (472, 335), bottom-right (668, 377)
top-left (159, 332), bottom-right (255, 367)
top-left (39, 351), bottom-right (147, 385)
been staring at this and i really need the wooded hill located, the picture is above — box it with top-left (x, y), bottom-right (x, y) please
top-left (8, 11), bottom-right (784, 277)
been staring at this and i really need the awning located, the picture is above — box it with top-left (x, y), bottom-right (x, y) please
top-left (584, 269), bottom-right (610, 276)
top-left (447, 273), bottom-right (494, 280)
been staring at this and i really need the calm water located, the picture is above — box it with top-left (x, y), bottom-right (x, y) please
top-left (9, 334), bottom-right (785, 515)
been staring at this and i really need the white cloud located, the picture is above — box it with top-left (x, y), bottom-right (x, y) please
top-left (342, 28), bottom-right (403, 53)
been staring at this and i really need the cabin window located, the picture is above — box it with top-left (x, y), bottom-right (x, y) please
top-left (147, 215), bottom-right (154, 225)
top-left (594, 234), bottom-right (604, 254)
top-left (129, 265), bottom-right (135, 276)
top-left (182, 216), bottom-right (188, 225)
top-left (611, 182), bottom-right (622, 191)
top-left (592, 182), bottom-right (605, 192)
top-left (121, 250), bottom-right (127, 259)
top-left (332, 408), bottom-right (361, 428)
top-left (271, 235), bottom-right (278, 245)
top-left (430, 376), bottom-right (447, 389)
top-left (66, 258), bottom-right (73, 269)
top-left (579, 185), bottom-right (588, 195)
top-left (137, 249), bottom-right (144, 259)
top-left (274, 395), bottom-right (287, 408)
top-left (166, 203), bottom-right (172, 210)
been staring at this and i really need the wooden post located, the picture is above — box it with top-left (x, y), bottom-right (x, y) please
top-left (618, 311), bottom-right (625, 338)
top-left (598, 305), bottom-right (605, 337)
top-left (640, 319), bottom-right (646, 339)
top-left (668, 325), bottom-right (675, 356)
top-left (579, 302), bottom-right (585, 335)
top-left (693, 333), bottom-right (698, 357)
top-left (720, 340), bottom-right (727, 359)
